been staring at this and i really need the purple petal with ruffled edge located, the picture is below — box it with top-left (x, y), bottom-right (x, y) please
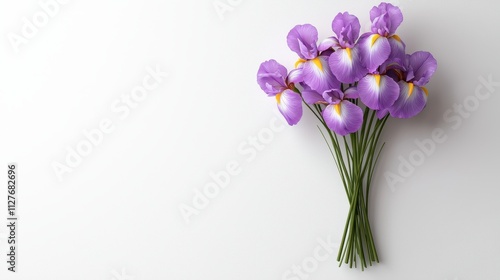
top-left (408, 51), bottom-right (437, 86)
top-left (257, 59), bottom-right (288, 96)
top-left (301, 55), bottom-right (341, 93)
top-left (301, 85), bottom-right (325, 104)
top-left (389, 81), bottom-right (427, 118)
top-left (322, 89), bottom-right (344, 104)
top-left (287, 68), bottom-right (304, 84)
top-left (370, 3), bottom-right (403, 36)
top-left (318, 37), bottom-right (340, 52)
top-left (323, 100), bottom-right (363, 136)
top-left (332, 12), bottom-right (360, 48)
top-left (328, 45), bottom-right (368, 83)
top-left (276, 89), bottom-right (303, 125)
top-left (358, 74), bottom-right (399, 110)
top-left (358, 33), bottom-right (391, 73)
top-left (287, 24), bottom-right (319, 60)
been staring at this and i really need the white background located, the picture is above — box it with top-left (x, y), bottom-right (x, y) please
top-left (0, 0), bottom-right (499, 279)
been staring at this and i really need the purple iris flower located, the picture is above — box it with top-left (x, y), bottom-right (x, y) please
top-left (287, 24), bottom-right (340, 93)
top-left (257, 59), bottom-right (303, 125)
top-left (389, 51), bottom-right (437, 118)
top-left (322, 88), bottom-right (363, 136)
top-left (357, 56), bottom-right (406, 112)
top-left (319, 12), bottom-right (368, 83)
top-left (300, 85), bottom-right (363, 136)
top-left (358, 2), bottom-right (405, 73)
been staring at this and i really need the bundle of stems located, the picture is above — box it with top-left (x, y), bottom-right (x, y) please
top-left (304, 98), bottom-right (389, 270)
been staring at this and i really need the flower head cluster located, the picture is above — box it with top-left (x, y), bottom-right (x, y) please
top-left (257, 2), bottom-right (437, 136)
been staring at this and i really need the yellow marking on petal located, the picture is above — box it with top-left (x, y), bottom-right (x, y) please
top-left (370, 34), bottom-right (381, 47)
top-left (295, 58), bottom-right (306, 68)
top-left (373, 74), bottom-right (381, 87)
top-left (407, 83), bottom-right (414, 97)
top-left (391, 34), bottom-right (402, 42)
top-left (312, 57), bottom-right (323, 72)
top-left (276, 92), bottom-right (282, 104)
top-left (345, 47), bottom-right (352, 61)
top-left (422, 87), bottom-right (429, 96)
top-left (334, 104), bottom-right (341, 115)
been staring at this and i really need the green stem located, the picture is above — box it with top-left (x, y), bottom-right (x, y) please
top-left (300, 94), bottom-right (388, 270)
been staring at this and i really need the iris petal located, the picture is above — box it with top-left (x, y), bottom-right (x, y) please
top-left (287, 24), bottom-right (319, 60)
top-left (388, 35), bottom-right (406, 63)
top-left (257, 60), bottom-right (288, 96)
top-left (318, 37), bottom-right (339, 52)
top-left (301, 86), bottom-right (325, 104)
top-left (328, 46), bottom-right (368, 83)
top-left (358, 74), bottom-right (399, 110)
top-left (322, 100), bottom-right (363, 136)
top-left (322, 89), bottom-right (344, 104)
top-left (376, 108), bottom-right (389, 119)
top-left (331, 12), bottom-right (361, 47)
top-left (277, 89), bottom-right (303, 125)
top-left (408, 51), bottom-right (437, 86)
top-left (287, 68), bottom-right (304, 84)
top-left (370, 3), bottom-right (403, 36)
top-left (301, 56), bottom-right (340, 93)
top-left (358, 33), bottom-right (391, 72)
top-left (389, 81), bottom-right (427, 118)
top-left (344, 86), bottom-right (359, 99)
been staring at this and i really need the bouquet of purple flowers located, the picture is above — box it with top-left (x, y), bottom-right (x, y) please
top-left (256, 2), bottom-right (437, 270)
